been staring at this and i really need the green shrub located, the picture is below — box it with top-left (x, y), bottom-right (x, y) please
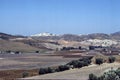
top-left (108, 56), bottom-right (116, 63)
top-left (47, 67), bottom-right (55, 73)
top-left (35, 51), bottom-right (39, 53)
top-left (39, 57), bottom-right (92, 75)
top-left (55, 68), bottom-right (60, 72)
top-left (115, 68), bottom-right (120, 77)
top-left (58, 65), bottom-right (70, 71)
top-left (89, 68), bottom-right (120, 80)
top-left (95, 58), bottom-right (103, 65)
top-left (39, 68), bottom-right (46, 74)
top-left (67, 57), bottom-right (92, 68)
top-left (89, 73), bottom-right (98, 80)
top-left (22, 72), bottom-right (29, 78)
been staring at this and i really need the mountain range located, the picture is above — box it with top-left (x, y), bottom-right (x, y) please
top-left (31, 31), bottom-right (120, 41)
top-left (1, 31), bottom-right (120, 41)
top-left (0, 31), bottom-right (120, 52)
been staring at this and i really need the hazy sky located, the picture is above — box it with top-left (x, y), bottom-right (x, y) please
top-left (0, 0), bottom-right (120, 35)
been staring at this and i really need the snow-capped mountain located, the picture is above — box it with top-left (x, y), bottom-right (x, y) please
top-left (31, 32), bottom-right (57, 37)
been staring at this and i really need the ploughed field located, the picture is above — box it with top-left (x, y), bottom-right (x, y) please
top-left (0, 53), bottom-right (79, 70)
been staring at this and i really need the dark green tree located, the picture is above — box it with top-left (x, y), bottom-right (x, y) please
top-left (108, 56), bottom-right (116, 63)
top-left (95, 58), bottom-right (103, 65)
top-left (89, 73), bottom-right (98, 80)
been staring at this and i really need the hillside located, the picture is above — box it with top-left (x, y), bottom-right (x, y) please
top-left (0, 32), bottom-right (60, 51)
top-left (0, 39), bottom-right (40, 52)
top-left (23, 62), bottom-right (120, 80)
top-left (1, 31), bottom-right (120, 52)
top-left (31, 31), bottom-right (120, 41)
top-left (0, 32), bottom-right (25, 40)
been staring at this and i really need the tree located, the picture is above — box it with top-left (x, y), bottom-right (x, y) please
top-left (115, 68), bottom-right (120, 77)
top-left (47, 67), bottom-right (55, 73)
top-left (39, 68), bottom-right (46, 74)
top-left (95, 58), bottom-right (103, 65)
top-left (89, 73), bottom-right (98, 80)
top-left (108, 56), bottom-right (116, 63)
top-left (89, 68), bottom-right (120, 80)
top-left (22, 72), bottom-right (29, 78)
top-left (58, 65), bottom-right (70, 71)
top-left (79, 46), bottom-right (81, 50)
top-left (89, 46), bottom-right (95, 50)
top-left (35, 51), bottom-right (39, 53)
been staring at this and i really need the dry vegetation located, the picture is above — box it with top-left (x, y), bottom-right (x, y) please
top-left (0, 40), bottom-right (40, 52)
top-left (23, 62), bottom-right (120, 80)
top-left (0, 51), bottom-right (120, 80)
top-left (0, 69), bottom-right (39, 80)
top-left (92, 53), bottom-right (120, 63)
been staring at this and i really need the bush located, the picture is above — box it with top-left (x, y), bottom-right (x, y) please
top-left (39, 67), bottom-right (56, 75)
top-left (58, 65), bottom-right (70, 71)
top-left (39, 57), bottom-right (92, 75)
top-left (80, 57), bottom-right (91, 64)
top-left (67, 57), bottom-right (92, 68)
top-left (108, 56), bottom-right (116, 63)
top-left (22, 72), bottom-right (29, 78)
top-left (47, 67), bottom-right (55, 73)
top-left (77, 61), bottom-right (84, 68)
top-left (95, 58), bottom-right (103, 65)
top-left (89, 46), bottom-right (95, 50)
top-left (64, 65), bottom-right (70, 70)
top-left (55, 68), bottom-right (60, 72)
top-left (89, 73), bottom-right (98, 80)
top-left (115, 68), bottom-right (120, 77)
top-left (89, 68), bottom-right (120, 80)
top-left (35, 51), bottom-right (39, 53)
top-left (39, 68), bottom-right (46, 74)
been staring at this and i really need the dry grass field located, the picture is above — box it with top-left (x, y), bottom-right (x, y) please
top-left (23, 62), bottom-right (120, 80)
top-left (0, 51), bottom-right (120, 80)
top-left (0, 40), bottom-right (40, 52)
top-left (0, 53), bottom-right (80, 80)
top-left (0, 69), bottom-right (39, 80)
top-left (0, 53), bottom-right (79, 70)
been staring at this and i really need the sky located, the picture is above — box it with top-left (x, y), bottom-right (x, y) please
top-left (0, 0), bottom-right (120, 36)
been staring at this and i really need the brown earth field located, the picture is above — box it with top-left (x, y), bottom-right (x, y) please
top-left (0, 53), bottom-right (80, 80)
top-left (0, 52), bottom-right (120, 80)
top-left (0, 53), bottom-right (80, 70)
top-left (0, 39), bottom-right (41, 52)
top-left (0, 69), bottom-right (39, 80)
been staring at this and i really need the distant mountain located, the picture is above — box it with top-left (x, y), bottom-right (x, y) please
top-left (31, 31), bottom-right (120, 41)
top-left (2, 31), bottom-right (120, 41)
top-left (111, 31), bottom-right (120, 36)
top-left (0, 32), bottom-right (51, 52)
top-left (0, 32), bottom-right (25, 40)
top-left (110, 31), bottom-right (120, 40)
top-left (31, 33), bottom-right (110, 41)
top-left (0, 31), bottom-right (120, 52)
top-left (31, 32), bottom-right (57, 37)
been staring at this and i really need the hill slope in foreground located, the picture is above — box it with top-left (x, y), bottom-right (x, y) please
top-left (23, 62), bottom-right (120, 80)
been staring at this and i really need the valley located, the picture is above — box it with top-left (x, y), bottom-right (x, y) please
top-left (0, 32), bottom-right (120, 80)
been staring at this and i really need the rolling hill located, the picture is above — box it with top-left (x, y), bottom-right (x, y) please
top-left (0, 39), bottom-right (40, 52)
